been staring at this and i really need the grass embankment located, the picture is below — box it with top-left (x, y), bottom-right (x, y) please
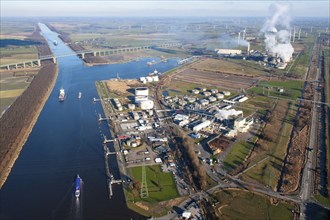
top-left (222, 140), bottom-right (254, 171)
top-left (214, 189), bottom-right (295, 220)
top-left (125, 165), bottom-right (180, 217)
top-left (241, 101), bottom-right (297, 189)
top-left (287, 41), bottom-right (314, 78)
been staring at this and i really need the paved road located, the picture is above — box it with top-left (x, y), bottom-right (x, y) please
top-left (299, 44), bottom-right (322, 220)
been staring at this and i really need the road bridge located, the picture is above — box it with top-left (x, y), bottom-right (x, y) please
top-left (0, 42), bottom-right (181, 71)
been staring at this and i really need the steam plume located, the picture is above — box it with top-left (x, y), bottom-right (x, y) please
top-left (261, 3), bottom-right (294, 62)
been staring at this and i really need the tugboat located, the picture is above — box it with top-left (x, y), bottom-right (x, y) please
top-left (78, 92), bottom-right (82, 100)
top-left (75, 174), bottom-right (82, 198)
top-left (58, 88), bottom-right (65, 102)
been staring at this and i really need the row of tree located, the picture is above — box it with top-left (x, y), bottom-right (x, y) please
top-left (172, 125), bottom-right (207, 190)
top-left (0, 63), bottom-right (57, 180)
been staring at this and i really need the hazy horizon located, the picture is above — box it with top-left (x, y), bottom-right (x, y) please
top-left (1, 0), bottom-right (329, 18)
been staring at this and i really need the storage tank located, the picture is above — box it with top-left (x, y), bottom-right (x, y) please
top-left (135, 95), bottom-right (149, 103)
top-left (216, 93), bottom-right (224, 99)
top-left (223, 91), bottom-right (231, 96)
top-left (128, 104), bottom-right (136, 110)
top-left (209, 96), bottom-right (217, 102)
top-left (140, 100), bottom-right (154, 110)
top-left (135, 87), bottom-right (149, 96)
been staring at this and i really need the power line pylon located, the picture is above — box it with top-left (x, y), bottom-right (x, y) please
top-left (140, 158), bottom-right (149, 199)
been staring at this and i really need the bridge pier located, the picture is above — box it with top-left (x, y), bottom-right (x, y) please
top-left (93, 51), bottom-right (97, 56)
top-left (52, 57), bottom-right (57, 64)
top-left (37, 60), bottom-right (41, 67)
top-left (81, 53), bottom-right (85, 59)
top-left (23, 63), bottom-right (26, 68)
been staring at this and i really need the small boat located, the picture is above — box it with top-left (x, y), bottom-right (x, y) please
top-left (53, 40), bottom-right (58, 46)
top-left (78, 92), bottom-right (82, 99)
top-left (75, 174), bottom-right (82, 198)
top-left (58, 88), bottom-right (65, 102)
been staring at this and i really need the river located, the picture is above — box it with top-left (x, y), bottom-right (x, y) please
top-left (0, 23), bottom-right (179, 219)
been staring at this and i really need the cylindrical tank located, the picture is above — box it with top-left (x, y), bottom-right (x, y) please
top-left (140, 100), bottom-right (154, 110)
top-left (128, 104), bottom-right (136, 110)
top-left (135, 95), bottom-right (148, 103)
top-left (216, 93), bottom-right (224, 99)
top-left (135, 87), bottom-right (149, 96)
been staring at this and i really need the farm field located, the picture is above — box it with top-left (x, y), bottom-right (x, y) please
top-left (0, 47), bottom-right (38, 65)
top-left (0, 71), bottom-right (37, 114)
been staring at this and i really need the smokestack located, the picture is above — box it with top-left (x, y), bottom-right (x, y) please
top-left (238, 32), bottom-right (241, 45)
top-left (293, 28), bottom-right (296, 42)
top-left (298, 29), bottom-right (301, 40)
top-left (289, 29), bottom-right (292, 42)
top-left (247, 42), bottom-right (250, 54)
top-left (243, 28), bottom-right (246, 40)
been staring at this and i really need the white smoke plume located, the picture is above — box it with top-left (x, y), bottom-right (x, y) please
top-left (261, 3), bottom-right (294, 62)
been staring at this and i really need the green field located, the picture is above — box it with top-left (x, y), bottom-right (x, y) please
top-left (287, 42), bottom-right (314, 78)
top-left (215, 189), bottom-right (295, 220)
top-left (222, 140), bottom-right (254, 171)
top-left (128, 165), bottom-right (179, 203)
top-left (248, 80), bottom-right (304, 100)
top-left (0, 46), bottom-right (38, 66)
top-left (240, 100), bottom-right (296, 189)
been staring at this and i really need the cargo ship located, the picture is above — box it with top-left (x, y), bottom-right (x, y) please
top-left (58, 88), bottom-right (65, 102)
top-left (75, 174), bottom-right (81, 198)
top-left (78, 92), bottom-right (82, 100)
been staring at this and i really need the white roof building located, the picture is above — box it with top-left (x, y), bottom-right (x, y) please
top-left (193, 120), bottom-right (211, 132)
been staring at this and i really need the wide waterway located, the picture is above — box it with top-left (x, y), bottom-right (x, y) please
top-left (0, 23), bottom-right (179, 219)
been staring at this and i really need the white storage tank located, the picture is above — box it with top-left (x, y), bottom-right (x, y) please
top-left (223, 91), bottom-right (231, 96)
top-left (209, 96), bottom-right (217, 102)
top-left (128, 104), bottom-right (136, 110)
top-left (192, 89), bottom-right (199, 94)
top-left (216, 93), bottom-right (224, 99)
top-left (140, 100), bottom-right (154, 110)
top-left (211, 89), bottom-right (218, 94)
top-left (135, 87), bottom-right (149, 96)
top-left (135, 95), bottom-right (149, 103)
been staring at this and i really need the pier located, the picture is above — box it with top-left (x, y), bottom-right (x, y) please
top-left (98, 113), bottom-right (111, 122)
top-left (102, 136), bottom-right (122, 199)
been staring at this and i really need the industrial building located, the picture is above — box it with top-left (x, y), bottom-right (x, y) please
top-left (216, 49), bottom-right (242, 55)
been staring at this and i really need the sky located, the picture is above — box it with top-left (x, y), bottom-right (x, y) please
top-left (1, 0), bottom-right (329, 17)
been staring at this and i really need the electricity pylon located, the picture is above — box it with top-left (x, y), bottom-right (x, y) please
top-left (140, 158), bottom-right (149, 198)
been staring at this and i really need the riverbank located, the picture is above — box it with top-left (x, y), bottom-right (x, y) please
top-left (0, 62), bottom-right (58, 189)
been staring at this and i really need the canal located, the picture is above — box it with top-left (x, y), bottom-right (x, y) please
top-left (0, 23), bottom-right (178, 219)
